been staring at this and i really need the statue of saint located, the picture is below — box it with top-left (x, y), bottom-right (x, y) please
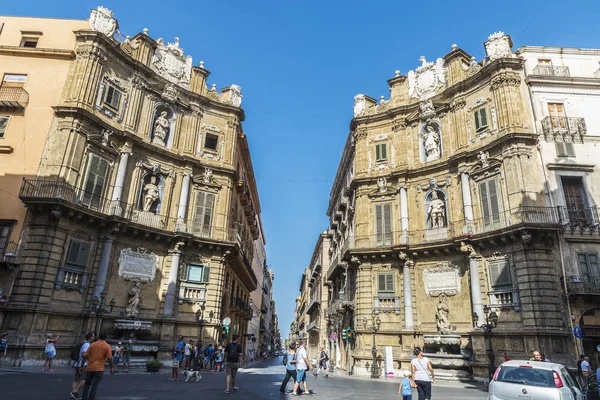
top-left (125, 280), bottom-right (142, 319)
top-left (152, 111), bottom-right (170, 146)
top-left (436, 295), bottom-right (450, 333)
top-left (423, 124), bottom-right (441, 160)
top-left (427, 191), bottom-right (446, 228)
top-left (143, 175), bottom-right (160, 212)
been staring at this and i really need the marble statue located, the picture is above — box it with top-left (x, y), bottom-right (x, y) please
top-left (152, 111), bottom-right (170, 146)
top-left (477, 151), bottom-right (490, 167)
top-left (427, 191), bottom-right (445, 228)
top-left (423, 124), bottom-right (441, 160)
top-left (377, 177), bottom-right (387, 193)
top-left (125, 280), bottom-right (142, 319)
top-left (143, 176), bottom-right (160, 212)
top-left (436, 295), bottom-right (450, 333)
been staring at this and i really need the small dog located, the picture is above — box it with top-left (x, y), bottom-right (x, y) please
top-left (181, 370), bottom-right (202, 382)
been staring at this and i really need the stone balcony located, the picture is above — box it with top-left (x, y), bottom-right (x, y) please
top-left (306, 318), bottom-right (320, 332)
top-left (541, 116), bottom-right (587, 138)
top-left (0, 86), bottom-right (29, 109)
top-left (373, 295), bottom-right (401, 315)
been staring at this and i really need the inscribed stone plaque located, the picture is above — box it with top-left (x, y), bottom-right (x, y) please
top-left (423, 262), bottom-right (461, 297)
top-left (118, 248), bottom-right (159, 282)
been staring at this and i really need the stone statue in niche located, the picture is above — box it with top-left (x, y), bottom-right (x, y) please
top-left (436, 295), bottom-right (450, 333)
top-left (125, 279), bottom-right (142, 319)
top-left (143, 176), bottom-right (160, 212)
top-left (423, 123), bottom-right (441, 161)
top-left (427, 191), bottom-right (446, 228)
top-left (152, 111), bottom-right (170, 146)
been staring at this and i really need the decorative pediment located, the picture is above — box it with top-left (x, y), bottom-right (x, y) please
top-left (416, 177), bottom-right (451, 192)
top-left (192, 169), bottom-right (222, 191)
top-left (468, 156), bottom-right (502, 182)
top-left (367, 177), bottom-right (397, 199)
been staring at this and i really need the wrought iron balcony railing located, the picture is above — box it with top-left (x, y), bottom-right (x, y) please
top-left (566, 276), bottom-right (600, 295)
top-left (0, 86), bottom-right (29, 109)
top-left (306, 318), bottom-right (320, 331)
top-left (532, 65), bottom-right (570, 77)
top-left (0, 241), bottom-right (23, 266)
top-left (541, 116), bottom-right (587, 138)
top-left (557, 206), bottom-right (600, 231)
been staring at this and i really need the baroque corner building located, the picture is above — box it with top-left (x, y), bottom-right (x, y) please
top-left (1, 6), bottom-right (264, 365)
top-left (327, 32), bottom-right (571, 379)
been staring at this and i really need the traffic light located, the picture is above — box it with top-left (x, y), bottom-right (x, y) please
top-left (221, 326), bottom-right (229, 339)
top-left (346, 327), bottom-right (353, 341)
top-left (342, 329), bottom-right (347, 340)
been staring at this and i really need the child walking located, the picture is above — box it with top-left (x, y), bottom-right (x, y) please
top-left (399, 369), bottom-right (413, 400)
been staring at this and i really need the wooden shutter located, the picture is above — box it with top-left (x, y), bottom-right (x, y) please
top-left (104, 85), bottom-right (122, 109)
top-left (562, 177), bottom-right (586, 224)
top-left (81, 154), bottom-right (109, 209)
top-left (375, 144), bottom-right (387, 162)
top-left (179, 264), bottom-right (190, 281)
top-left (66, 240), bottom-right (90, 268)
top-left (381, 144), bottom-right (387, 160)
top-left (378, 274), bottom-right (386, 293)
top-left (375, 204), bottom-right (383, 244)
top-left (588, 254), bottom-right (600, 277)
top-left (377, 273), bottom-right (394, 293)
top-left (375, 145), bottom-right (381, 161)
top-left (194, 192), bottom-right (215, 237)
top-left (475, 109), bottom-right (488, 131)
top-left (202, 266), bottom-right (211, 283)
top-left (490, 259), bottom-right (511, 288)
top-left (383, 203), bottom-right (392, 245)
top-left (0, 116), bottom-right (8, 138)
top-left (479, 179), bottom-right (502, 228)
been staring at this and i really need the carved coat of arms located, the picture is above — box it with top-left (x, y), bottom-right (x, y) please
top-left (485, 32), bottom-right (513, 61)
top-left (152, 38), bottom-right (192, 88)
top-left (408, 57), bottom-right (446, 99)
top-left (229, 84), bottom-right (243, 107)
top-left (353, 94), bottom-right (366, 117)
top-left (89, 6), bottom-right (117, 37)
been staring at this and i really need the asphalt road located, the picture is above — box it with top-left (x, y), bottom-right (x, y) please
top-left (0, 358), bottom-right (488, 399)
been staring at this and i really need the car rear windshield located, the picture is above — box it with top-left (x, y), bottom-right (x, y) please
top-left (496, 366), bottom-right (555, 388)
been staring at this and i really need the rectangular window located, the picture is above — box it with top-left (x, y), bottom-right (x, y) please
top-left (377, 273), bottom-right (395, 294)
top-left (0, 223), bottom-right (12, 255)
top-left (2, 74), bottom-right (27, 87)
top-left (102, 84), bottom-right (122, 110)
top-left (65, 239), bottom-right (91, 269)
top-left (187, 264), bottom-right (211, 283)
top-left (193, 191), bottom-right (215, 237)
top-left (555, 141), bottom-right (575, 157)
top-left (375, 203), bottom-right (392, 246)
top-left (375, 143), bottom-right (388, 162)
top-left (20, 37), bottom-right (38, 48)
top-left (474, 108), bottom-right (488, 132)
top-left (538, 59), bottom-right (552, 66)
top-left (81, 154), bottom-right (110, 210)
top-left (204, 133), bottom-right (219, 152)
top-left (578, 253), bottom-right (600, 277)
top-left (561, 177), bottom-right (587, 224)
top-left (0, 116), bottom-right (8, 138)
top-left (479, 178), bottom-right (503, 229)
top-left (489, 258), bottom-right (511, 289)
top-left (548, 102), bottom-right (567, 129)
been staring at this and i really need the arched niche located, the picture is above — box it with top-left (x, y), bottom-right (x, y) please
top-left (137, 172), bottom-right (165, 214)
top-left (150, 103), bottom-right (176, 148)
top-left (424, 188), bottom-right (449, 229)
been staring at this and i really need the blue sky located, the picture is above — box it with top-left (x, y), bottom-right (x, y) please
top-left (5, 0), bottom-right (600, 340)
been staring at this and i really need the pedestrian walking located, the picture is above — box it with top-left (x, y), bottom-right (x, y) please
top-left (224, 335), bottom-right (243, 394)
top-left (42, 333), bottom-right (59, 373)
top-left (113, 342), bottom-right (122, 373)
top-left (81, 332), bottom-right (114, 400)
top-left (410, 347), bottom-right (434, 400)
top-left (292, 340), bottom-right (310, 396)
top-left (399, 369), bottom-right (414, 400)
top-left (578, 354), bottom-right (586, 387)
top-left (214, 347), bottom-right (223, 372)
top-left (582, 356), bottom-right (592, 378)
top-left (122, 340), bottom-right (132, 372)
top-left (315, 346), bottom-right (329, 378)
top-left (280, 343), bottom-right (301, 394)
top-left (170, 336), bottom-right (185, 381)
top-left (184, 340), bottom-right (193, 370)
top-left (0, 333), bottom-right (8, 360)
top-left (69, 332), bottom-right (94, 400)
top-left (204, 344), bottom-right (215, 370)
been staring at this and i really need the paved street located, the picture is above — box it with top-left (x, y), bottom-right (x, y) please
top-left (0, 358), bottom-right (487, 399)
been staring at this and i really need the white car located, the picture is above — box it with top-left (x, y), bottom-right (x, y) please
top-left (488, 360), bottom-right (584, 400)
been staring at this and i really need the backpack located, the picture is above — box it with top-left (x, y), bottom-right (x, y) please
top-left (321, 351), bottom-right (329, 361)
top-left (282, 353), bottom-right (288, 366)
top-left (70, 342), bottom-right (84, 361)
top-left (226, 343), bottom-right (242, 363)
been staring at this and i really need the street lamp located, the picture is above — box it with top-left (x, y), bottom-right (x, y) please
top-left (91, 289), bottom-right (116, 331)
top-left (363, 315), bottom-right (381, 379)
top-left (195, 304), bottom-right (214, 346)
top-left (473, 305), bottom-right (498, 380)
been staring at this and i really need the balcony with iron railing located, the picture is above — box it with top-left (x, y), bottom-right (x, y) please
top-left (307, 288), bottom-right (321, 313)
top-left (565, 276), bottom-right (600, 296)
top-left (306, 317), bottom-right (320, 332)
top-left (0, 86), bottom-right (29, 109)
top-left (532, 65), bottom-right (570, 77)
top-left (557, 206), bottom-right (599, 231)
top-left (0, 241), bottom-right (24, 266)
top-left (19, 178), bottom-right (238, 243)
top-left (541, 116), bottom-right (587, 138)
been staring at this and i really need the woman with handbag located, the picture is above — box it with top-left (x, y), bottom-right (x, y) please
top-left (410, 347), bottom-right (435, 400)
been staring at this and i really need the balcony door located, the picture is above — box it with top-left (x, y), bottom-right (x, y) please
top-left (561, 176), bottom-right (588, 225)
top-left (548, 103), bottom-right (566, 129)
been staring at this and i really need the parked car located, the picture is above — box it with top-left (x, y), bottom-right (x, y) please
top-left (488, 360), bottom-right (584, 400)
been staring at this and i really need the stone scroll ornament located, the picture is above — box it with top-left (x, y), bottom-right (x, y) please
top-left (118, 248), bottom-right (159, 282)
top-left (423, 261), bottom-right (461, 297)
top-left (89, 6), bottom-right (117, 37)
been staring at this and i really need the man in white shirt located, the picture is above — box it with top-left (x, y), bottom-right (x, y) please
top-left (292, 341), bottom-right (310, 396)
top-left (582, 356), bottom-right (592, 377)
top-left (70, 332), bottom-right (94, 400)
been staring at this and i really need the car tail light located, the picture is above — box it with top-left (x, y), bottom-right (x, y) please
top-left (493, 366), bottom-right (502, 381)
top-left (553, 370), bottom-right (563, 388)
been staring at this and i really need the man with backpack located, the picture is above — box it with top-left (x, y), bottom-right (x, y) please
top-left (315, 346), bottom-right (329, 378)
top-left (70, 332), bottom-right (94, 400)
top-left (224, 335), bottom-right (243, 394)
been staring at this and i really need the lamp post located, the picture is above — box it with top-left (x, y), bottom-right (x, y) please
top-left (195, 304), bottom-right (214, 347)
top-left (91, 289), bottom-right (116, 332)
top-left (363, 315), bottom-right (381, 379)
top-left (473, 304), bottom-right (498, 380)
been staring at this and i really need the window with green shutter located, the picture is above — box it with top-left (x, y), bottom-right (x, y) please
top-left (489, 259), bottom-right (511, 289)
top-left (479, 178), bottom-right (503, 229)
top-left (578, 253), bottom-right (600, 277)
top-left (81, 154), bottom-right (110, 210)
top-left (377, 273), bottom-right (395, 294)
top-left (103, 84), bottom-right (122, 110)
top-left (65, 239), bottom-right (91, 269)
top-left (375, 203), bottom-right (393, 246)
top-left (186, 264), bottom-right (211, 283)
top-left (555, 141), bottom-right (575, 157)
top-left (375, 143), bottom-right (388, 162)
top-left (193, 191), bottom-right (215, 237)
top-left (474, 108), bottom-right (488, 132)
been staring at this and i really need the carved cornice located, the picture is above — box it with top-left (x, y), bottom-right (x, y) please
top-left (491, 72), bottom-right (521, 89)
top-left (353, 128), bottom-right (368, 141)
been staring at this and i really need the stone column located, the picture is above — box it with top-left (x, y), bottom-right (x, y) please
top-left (109, 146), bottom-right (131, 216)
top-left (176, 172), bottom-right (192, 231)
top-left (403, 260), bottom-right (414, 329)
top-left (462, 242), bottom-right (484, 325)
top-left (93, 236), bottom-right (114, 299)
top-left (399, 186), bottom-right (409, 244)
top-left (164, 246), bottom-right (182, 316)
top-left (460, 172), bottom-right (474, 233)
